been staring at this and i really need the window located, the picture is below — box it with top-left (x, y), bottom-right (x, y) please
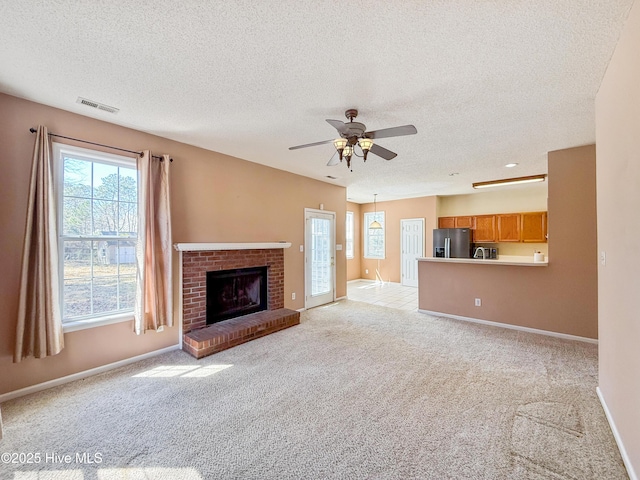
top-left (54, 143), bottom-right (138, 325)
top-left (363, 211), bottom-right (385, 259)
top-left (345, 211), bottom-right (354, 259)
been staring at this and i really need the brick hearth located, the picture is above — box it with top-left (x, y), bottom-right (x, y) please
top-left (183, 308), bottom-right (300, 359)
top-left (178, 244), bottom-right (299, 359)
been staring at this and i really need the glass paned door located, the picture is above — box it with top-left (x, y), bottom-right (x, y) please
top-left (305, 210), bottom-right (335, 308)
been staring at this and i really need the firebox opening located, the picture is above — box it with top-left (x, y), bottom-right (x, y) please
top-left (206, 266), bottom-right (268, 325)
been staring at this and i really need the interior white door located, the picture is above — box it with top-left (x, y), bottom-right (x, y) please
top-left (401, 218), bottom-right (425, 287)
top-left (305, 209), bottom-right (335, 308)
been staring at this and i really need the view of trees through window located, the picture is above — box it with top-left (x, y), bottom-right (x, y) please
top-left (61, 154), bottom-right (138, 321)
top-left (364, 212), bottom-right (385, 259)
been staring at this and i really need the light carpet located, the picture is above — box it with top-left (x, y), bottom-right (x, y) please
top-left (0, 300), bottom-right (628, 479)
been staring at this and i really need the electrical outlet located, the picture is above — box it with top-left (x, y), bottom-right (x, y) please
top-left (292, 292), bottom-right (296, 300)
top-left (365, 269), bottom-right (369, 274)
top-left (475, 298), bottom-right (482, 307)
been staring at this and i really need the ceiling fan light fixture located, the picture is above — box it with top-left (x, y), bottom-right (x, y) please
top-left (358, 137), bottom-right (374, 162)
top-left (343, 145), bottom-right (353, 159)
top-left (333, 138), bottom-right (347, 160)
top-left (358, 137), bottom-right (373, 150)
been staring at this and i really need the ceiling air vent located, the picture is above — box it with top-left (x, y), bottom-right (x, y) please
top-left (76, 97), bottom-right (119, 114)
top-left (326, 175), bottom-right (338, 180)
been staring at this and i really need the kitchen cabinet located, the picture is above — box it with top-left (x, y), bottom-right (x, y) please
top-left (473, 215), bottom-right (496, 242)
top-left (438, 217), bottom-right (455, 228)
top-left (437, 211), bottom-right (548, 243)
top-left (438, 216), bottom-right (474, 228)
top-left (521, 212), bottom-right (547, 242)
top-left (454, 216), bottom-right (474, 228)
top-left (497, 214), bottom-right (521, 242)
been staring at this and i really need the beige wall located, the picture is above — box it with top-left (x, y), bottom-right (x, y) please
top-left (419, 145), bottom-right (598, 339)
top-left (0, 93), bottom-right (346, 395)
top-left (438, 185), bottom-right (549, 256)
top-left (595, 0), bottom-right (640, 475)
top-left (360, 196), bottom-right (437, 282)
top-left (437, 183), bottom-right (548, 216)
top-left (346, 202), bottom-right (361, 281)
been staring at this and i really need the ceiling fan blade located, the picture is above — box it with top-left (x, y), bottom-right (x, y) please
top-left (326, 119), bottom-right (348, 134)
top-left (370, 143), bottom-right (397, 161)
top-left (365, 125), bottom-right (417, 139)
top-left (327, 151), bottom-right (340, 166)
top-left (289, 139), bottom-right (334, 150)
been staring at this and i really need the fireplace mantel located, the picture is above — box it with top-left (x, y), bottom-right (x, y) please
top-left (174, 242), bottom-right (291, 252)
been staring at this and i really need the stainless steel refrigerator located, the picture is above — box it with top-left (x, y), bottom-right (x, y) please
top-left (433, 228), bottom-right (473, 258)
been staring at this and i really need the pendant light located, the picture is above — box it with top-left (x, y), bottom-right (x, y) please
top-left (370, 194), bottom-right (382, 229)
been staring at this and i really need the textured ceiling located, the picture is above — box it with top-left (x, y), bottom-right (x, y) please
top-left (0, 1), bottom-right (633, 203)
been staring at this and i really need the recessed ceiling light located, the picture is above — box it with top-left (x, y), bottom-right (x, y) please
top-left (505, 163), bottom-right (518, 168)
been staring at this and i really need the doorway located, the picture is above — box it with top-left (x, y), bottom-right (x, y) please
top-left (401, 218), bottom-right (425, 287)
top-left (305, 209), bottom-right (336, 308)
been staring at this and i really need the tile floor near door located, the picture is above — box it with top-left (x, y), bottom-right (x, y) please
top-left (347, 280), bottom-right (418, 311)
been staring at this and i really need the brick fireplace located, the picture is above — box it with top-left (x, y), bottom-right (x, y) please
top-left (175, 243), bottom-right (300, 358)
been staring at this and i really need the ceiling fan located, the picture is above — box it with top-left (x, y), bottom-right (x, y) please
top-left (289, 109), bottom-right (417, 170)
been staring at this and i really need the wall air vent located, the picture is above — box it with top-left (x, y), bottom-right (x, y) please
top-left (76, 97), bottom-right (119, 114)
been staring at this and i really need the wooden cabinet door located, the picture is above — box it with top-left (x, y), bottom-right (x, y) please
top-left (521, 212), bottom-right (547, 242)
top-left (438, 217), bottom-right (455, 228)
top-left (474, 215), bottom-right (496, 242)
top-left (454, 216), bottom-right (474, 228)
top-left (497, 214), bottom-right (521, 242)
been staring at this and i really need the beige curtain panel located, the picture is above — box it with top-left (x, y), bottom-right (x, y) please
top-left (14, 125), bottom-right (64, 362)
top-left (134, 151), bottom-right (173, 334)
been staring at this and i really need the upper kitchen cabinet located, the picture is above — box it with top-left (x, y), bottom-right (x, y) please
top-left (474, 215), bottom-right (496, 242)
top-left (439, 215), bottom-right (475, 228)
top-left (521, 212), bottom-right (547, 242)
top-left (497, 214), bottom-right (521, 242)
top-left (437, 211), bottom-right (547, 243)
top-left (438, 217), bottom-right (456, 228)
top-left (454, 216), bottom-right (475, 228)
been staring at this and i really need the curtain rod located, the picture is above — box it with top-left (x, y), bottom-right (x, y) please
top-left (29, 128), bottom-right (173, 162)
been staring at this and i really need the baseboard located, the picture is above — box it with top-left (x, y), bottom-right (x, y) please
top-left (0, 344), bottom-right (180, 403)
top-left (418, 309), bottom-right (598, 344)
top-left (348, 279), bottom-right (403, 286)
top-left (597, 387), bottom-right (638, 480)
top-left (335, 296), bottom-right (347, 301)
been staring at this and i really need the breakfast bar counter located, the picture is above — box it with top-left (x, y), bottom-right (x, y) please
top-left (415, 252), bottom-right (587, 340)
top-left (418, 255), bottom-right (548, 267)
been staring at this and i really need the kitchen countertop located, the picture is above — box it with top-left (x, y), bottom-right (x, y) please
top-left (418, 255), bottom-right (548, 266)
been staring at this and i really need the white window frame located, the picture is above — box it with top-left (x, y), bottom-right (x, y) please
top-left (345, 211), bottom-right (354, 259)
top-left (53, 142), bottom-right (138, 332)
top-left (363, 211), bottom-right (385, 259)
